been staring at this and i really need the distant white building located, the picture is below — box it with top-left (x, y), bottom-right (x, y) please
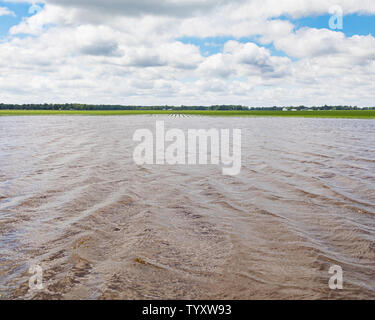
top-left (282, 108), bottom-right (288, 111)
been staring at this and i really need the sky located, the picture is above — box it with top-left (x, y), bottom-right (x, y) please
top-left (0, 0), bottom-right (374, 107)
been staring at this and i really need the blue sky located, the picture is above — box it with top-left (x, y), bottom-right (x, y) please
top-left (293, 14), bottom-right (375, 37)
top-left (177, 36), bottom-right (292, 59)
top-left (178, 13), bottom-right (374, 57)
top-left (1, 1), bottom-right (374, 55)
top-left (0, 2), bottom-right (31, 37)
top-left (0, 0), bottom-right (375, 106)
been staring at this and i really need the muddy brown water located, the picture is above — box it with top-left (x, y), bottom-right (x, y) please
top-left (0, 116), bottom-right (374, 300)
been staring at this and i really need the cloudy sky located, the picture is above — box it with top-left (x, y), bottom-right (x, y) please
top-left (0, 0), bottom-right (374, 106)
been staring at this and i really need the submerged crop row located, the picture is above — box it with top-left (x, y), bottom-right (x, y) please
top-left (0, 110), bottom-right (375, 118)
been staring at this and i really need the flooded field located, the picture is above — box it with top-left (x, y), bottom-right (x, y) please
top-left (0, 116), bottom-right (374, 300)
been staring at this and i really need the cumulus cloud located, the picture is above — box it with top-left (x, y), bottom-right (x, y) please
top-left (34, 0), bottom-right (375, 20)
top-left (197, 41), bottom-right (292, 80)
top-left (47, 0), bottom-right (243, 18)
top-left (0, 0), bottom-right (374, 106)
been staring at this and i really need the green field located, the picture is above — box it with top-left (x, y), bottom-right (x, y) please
top-left (0, 110), bottom-right (374, 119)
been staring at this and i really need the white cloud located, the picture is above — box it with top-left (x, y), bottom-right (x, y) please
top-left (0, 0), bottom-right (375, 106)
top-left (0, 6), bottom-right (15, 17)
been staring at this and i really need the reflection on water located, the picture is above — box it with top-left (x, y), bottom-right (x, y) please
top-left (0, 116), bottom-right (374, 300)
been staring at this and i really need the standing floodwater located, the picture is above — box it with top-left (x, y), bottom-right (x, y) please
top-left (0, 116), bottom-right (374, 299)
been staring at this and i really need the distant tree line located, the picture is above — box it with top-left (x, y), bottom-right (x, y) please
top-left (0, 103), bottom-right (248, 111)
top-left (0, 103), bottom-right (374, 111)
top-left (275, 105), bottom-right (374, 111)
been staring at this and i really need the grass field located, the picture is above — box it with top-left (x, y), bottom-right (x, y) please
top-left (0, 110), bottom-right (375, 118)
